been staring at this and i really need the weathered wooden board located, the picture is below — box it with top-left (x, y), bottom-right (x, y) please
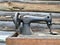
top-left (0, 2), bottom-right (60, 12)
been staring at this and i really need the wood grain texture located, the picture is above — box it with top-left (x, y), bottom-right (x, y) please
top-left (0, 2), bottom-right (60, 12)
top-left (6, 37), bottom-right (60, 45)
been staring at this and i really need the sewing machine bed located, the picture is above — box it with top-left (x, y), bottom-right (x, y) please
top-left (17, 32), bottom-right (60, 39)
top-left (6, 31), bottom-right (60, 45)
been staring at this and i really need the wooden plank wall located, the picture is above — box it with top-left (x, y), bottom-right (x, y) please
top-left (0, 2), bottom-right (60, 13)
top-left (3, 2), bottom-right (60, 45)
top-left (0, 12), bottom-right (59, 33)
top-left (0, 2), bottom-right (60, 32)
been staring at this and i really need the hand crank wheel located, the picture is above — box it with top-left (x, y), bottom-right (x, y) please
top-left (13, 12), bottom-right (21, 29)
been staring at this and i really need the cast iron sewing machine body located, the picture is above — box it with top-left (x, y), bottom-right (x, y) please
top-left (13, 12), bottom-right (57, 35)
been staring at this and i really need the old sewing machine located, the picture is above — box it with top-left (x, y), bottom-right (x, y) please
top-left (13, 12), bottom-right (57, 35)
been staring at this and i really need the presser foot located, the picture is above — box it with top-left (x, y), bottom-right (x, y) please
top-left (50, 32), bottom-right (58, 35)
top-left (49, 26), bottom-right (58, 35)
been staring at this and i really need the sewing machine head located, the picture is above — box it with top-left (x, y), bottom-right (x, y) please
top-left (13, 12), bottom-right (57, 35)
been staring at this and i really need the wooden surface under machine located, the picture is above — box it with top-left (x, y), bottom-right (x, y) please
top-left (6, 31), bottom-right (60, 45)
